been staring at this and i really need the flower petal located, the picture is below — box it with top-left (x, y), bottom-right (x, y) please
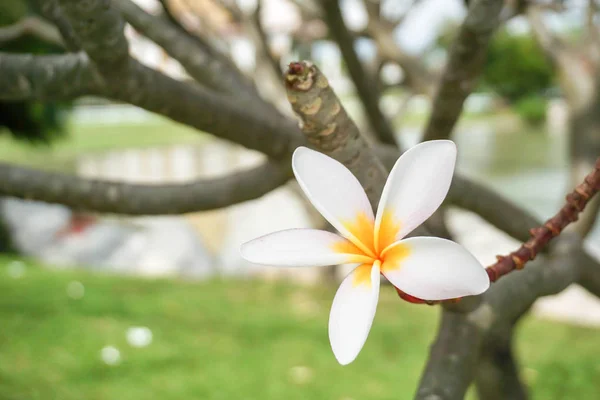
top-left (240, 229), bottom-right (373, 267)
top-left (374, 140), bottom-right (456, 252)
top-left (329, 262), bottom-right (380, 365)
top-left (381, 237), bottom-right (489, 301)
top-left (292, 147), bottom-right (375, 256)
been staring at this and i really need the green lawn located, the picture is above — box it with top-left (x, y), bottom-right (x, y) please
top-left (0, 117), bottom-right (207, 171)
top-left (0, 257), bottom-right (598, 400)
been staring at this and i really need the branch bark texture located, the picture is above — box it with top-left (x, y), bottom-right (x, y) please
top-left (285, 61), bottom-right (388, 208)
top-left (0, 161), bottom-right (289, 214)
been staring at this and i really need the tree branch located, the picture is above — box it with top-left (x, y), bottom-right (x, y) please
top-left (421, 0), bottom-right (504, 141)
top-left (0, 52), bottom-right (102, 101)
top-left (322, 0), bottom-right (398, 145)
top-left (285, 61), bottom-right (388, 208)
top-left (475, 324), bottom-right (528, 400)
top-left (0, 16), bottom-right (64, 47)
top-left (58, 0), bottom-right (129, 73)
top-left (0, 160), bottom-right (289, 214)
top-left (415, 238), bottom-right (581, 400)
top-left (34, 0), bottom-right (82, 51)
top-left (38, 1), bottom-right (305, 160)
top-left (110, 59), bottom-right (304, 159)
top-left (414, 310), bottom-right (484, 399)
top-left (116, 0), bottom-right (256, 95)
top-left (364, 18), bottom-right (435, 96)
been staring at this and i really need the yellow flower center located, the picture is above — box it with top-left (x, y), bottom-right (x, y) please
top-left (336, 211), bottom-right (411, 287)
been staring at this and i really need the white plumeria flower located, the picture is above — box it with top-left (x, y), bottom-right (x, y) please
top-left (240, 140), bottom-right (490, 365)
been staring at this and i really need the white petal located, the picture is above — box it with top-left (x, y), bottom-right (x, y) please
top-left (374, 140), bottom-right (456, 252)
top-left (292, 147), bottom-right (375, 256)
top-left (240, 229), bottom-right (373, 267)
top-left (329, 262), bottom-right (380, 365)
top-left (381, 237), bottom-right (490, 301)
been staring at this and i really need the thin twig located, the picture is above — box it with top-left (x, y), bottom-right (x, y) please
top-left (486, 157), bottom-right (600, 282)
top-left (322, 0), bottom-right (398, 145)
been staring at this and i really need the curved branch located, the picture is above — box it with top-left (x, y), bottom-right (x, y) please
top-left (0, 161), bottom-right (289, 214)
top-left (109, 59), bottom-right (304, 160)
top-left (54, 0), bottom-right (303, 160)
top-left (0, 51), bottom-right (303, 161)
top-left (34, 0), bottom-right (82, 51)
top-left (421, 0), bottom-right (504, 141)
top-left (322, 0), bottom-right (398, 145)
top-left (116, 0), bottom-right (255, 94)
top-left (0, 16), bottom-right (64, 47)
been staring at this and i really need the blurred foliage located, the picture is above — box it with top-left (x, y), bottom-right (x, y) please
top-left (514, 95), bottom-right (548, 126)
top-left (0, 0), bottom-right (71, 144)
top-left (482, 29), bottom-right (554, 102)
top-left (482, 29), bottom-right (554, 126)
top-left (0, 258), bottom-right (598, 400)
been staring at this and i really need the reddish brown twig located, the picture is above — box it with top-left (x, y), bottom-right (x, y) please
top-left (394, 157), bottom-right (600, 305)
top-left (486, 157), bottom-right (600, 282)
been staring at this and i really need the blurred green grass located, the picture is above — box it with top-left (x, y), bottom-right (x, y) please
top-left (0, 117), bottom-right (206, 172)
top-left (0, 257), bottom-right (599, 400)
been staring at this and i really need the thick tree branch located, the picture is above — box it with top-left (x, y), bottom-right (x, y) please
top-left (110, 59), bottom-right (304, 159)
top-left (415, 239), bottom-right (581, 400)
top-left (0, 51), bottom-right (303, 163)
top-left (0, 161), bottom-right (289, 214)
top-left (421, 0), bottom-right (504, 141)
top-left (414, 310), bottom-right (484, 399)
top-left (40, 1), bottom-right (305, 160)
top-left (285, 61), bottom-right (388, 208)
top-left (0, 52), bottom-right (102, 101)
top-left (475, 325), bottom-right (528, 400)
top-left (322, 0), bottom-right (398, 145)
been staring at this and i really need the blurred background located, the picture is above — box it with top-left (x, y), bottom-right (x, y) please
top-left (1, 0), bottom-right (599, 399)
